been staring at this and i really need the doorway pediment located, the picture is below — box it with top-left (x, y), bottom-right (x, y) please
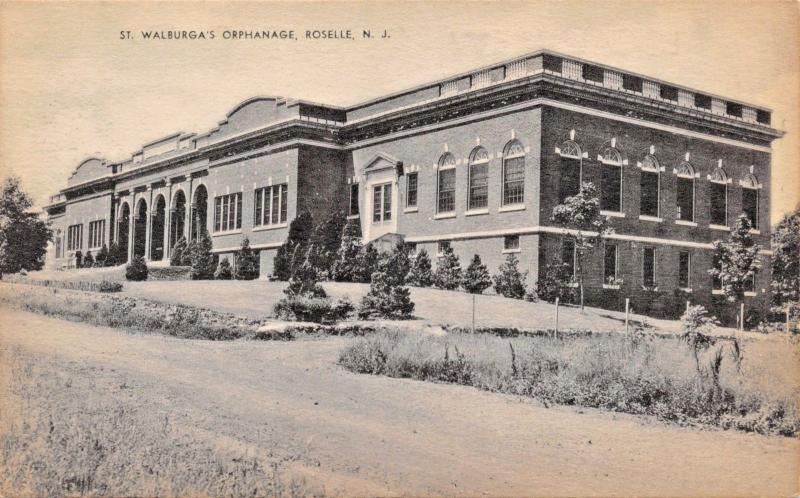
top-left (363, 152), bottom-right (400, 174)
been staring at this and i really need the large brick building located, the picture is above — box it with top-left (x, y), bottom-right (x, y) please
top-left (44, 50), bottom-right (782, 319)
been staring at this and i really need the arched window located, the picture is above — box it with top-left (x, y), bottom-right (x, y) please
top-left (675, 162), bottom-right (695, 223)
top-left (600, 146), bottom-right (623, 213)
top-left (639, 155), bottom-right (660, 218)
top-left (502, 141), bottom-right (525, 206)
top-left (708, 167), bottom-right (728, 227)
top-left (437, 153), bottom-right (457, 214)
top-left (558, 140), bottom-right (582, 202)
top-left (468, 147), bottom-right (489, 210)
top-left (740, 173), bottom-right (760, 229)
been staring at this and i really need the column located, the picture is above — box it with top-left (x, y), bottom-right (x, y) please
top-left (163, 180), bottom-right (172, 259)
top-left (144, 185), bottom-right (153, 261)
top-left (127, 193), bottom-right (135, 262)
top-left (185, 177), bottom-right (194, 240)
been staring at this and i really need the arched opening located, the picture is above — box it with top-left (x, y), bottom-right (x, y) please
top-left (150, 195), bottom-right (166, 261)
top-left (190, 184), bottom-right (208, 241)
top-left (118, 203), bottom-right (131, 262)
top-left (170, 190), bottom-right (186, 252)
top-left (133, 199), bottom-right (147, 258)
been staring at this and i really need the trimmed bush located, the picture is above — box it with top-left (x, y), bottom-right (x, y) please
top-left (1, 274), bottom-right (122, 292)
top-left (493, 254), bottom-right (527, 299)
top-left (214, 258), bottom-right (233, 280)
top-left (125, 256), bottom-right (148, 281)
top-left (535, 262), bottom-right (577, 304)
top-left (96, 244), bottom-right (109, 267)
top-left (273, 295), bottom-right (354, 324)
top-left (462, 254), bottom-right (492, 294)
top-left (234, 237), bottom-right (259, 280)
top-left (434, 245), bottom-right (462, 290)
top-left (84, 251), bottom-right (95, 268)
top-left (189, 231), bottom-right (215, 280)
top-left (353, 243), bottom-right (380, 283)
top-left (358, 251), bottom-right (415, 320)
top-left (406, 249), bottom-right (434, 287)
top-left (331, 219), bottom-right (363, 282)
top-left (170, 236), bottom-right (188, 266)
top-left (307, 210), bottom-right (347, 279)
top-left (273, 211), bottom-right (314, 280)
top-left (286, 256), bottom-right (327, 298)
top-left (107, 242), bottom-right (124, 266)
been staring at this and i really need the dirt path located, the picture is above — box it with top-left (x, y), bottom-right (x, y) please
top-left (1, 308), bottom-right (797, 496)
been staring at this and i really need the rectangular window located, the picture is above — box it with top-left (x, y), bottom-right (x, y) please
top-left (372, 183), bottom-right (392, 223)
top-left (678, 251), bottom-right (691, 289)
top-left (726, 102), bottom-right (743, 118)
top-left (582, 64), bottom-right (604, 83)
top-left (67, 224), bottom-right (83, 251)
top-left (745, 272), bottom-right (756, 293)
top-left (601, 163), bottom-right (622, 212)
top-left (214, 192), bottom-right (243, 232)
top-left (542, 54), bottom-right (562, 73)
top-left (559, 157), bottom-right (581, 203)
top-left (695, 93), bottom-right (712, 109)
top-left (640, 170), bottom-right (659, 217)
top-left (468, 162), bottom-right (488, 209)
top-left (709, 182), bottom-right (727, 226)
top-left (643, 247), bottom-right (656, 288)
top-left (437, 168), bottom-right (456, 213)
top-left (604, 244), bottom-right (618, 283)
top-left (622, 74), bottom-right (643, 92)
top-left (660, 85), bottom-right (678, 101)
top-left (712, 257), bottom-right (723, 291)
top-left (562, 239), bottom-right (576, 279)
top-left (349, 183), bottom-right (360, 216)
top-left (756, 109), bottom-right (771, 125)
top-left (676, 177), bottom-right (695, 221)
top-left (503, 156), bottom-right (525, 205)
top-left (742, 188), bottom-right (758, 229)
top-left (504, 235), bottom-right (520, 252)
top-left (88, 220), bottom-right (105, 249)
top-left (437, 240), bottom-right (450, 256)
top-left (254, 184), bottom-right (287, 227)
top-left (55, 230), bottom-right (63, 259)
top-left (406, 173), bottom-right (418, 208)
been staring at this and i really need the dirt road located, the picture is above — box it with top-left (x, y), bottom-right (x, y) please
top-left (1, 308), bottom-right (797, 496)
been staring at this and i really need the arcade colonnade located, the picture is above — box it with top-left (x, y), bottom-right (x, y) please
top-left (113, 179), bottom-right (208, 263)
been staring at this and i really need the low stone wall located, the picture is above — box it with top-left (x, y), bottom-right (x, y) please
top-left (147, 266), bottom-right (192, 281)
top-left (1, 274), bottom-right (123, 293)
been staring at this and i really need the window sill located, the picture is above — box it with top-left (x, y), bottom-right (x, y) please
top-left (213, 229), bottom-right (243, 236)
top-left (601, 210), bottom-right (625, 218)
top-left (252, 223), bottom-right (288, 232)
top-left (638, 215), bottom-right (662, 222)
top-left (679, 288), bottom-right (693, 293)
top-left (502, 248), bottom-right (521, 254)
top-left (434, 212), bottom-right (456, 220)
top-left (602, 284), bottom-right (621, 290)
top-left (347, 214), bottom-right (360, 220)
top-left (498, 204), bottom-right (525, 213)
top-left (712, 289), bottom-right (725, 295)
top-left (744, 291), bottom-right (757, 297)
top-left (642, 286), bottom-right (659, 292)
top-left (567, 282), bottom-right (579, 288)
top-left (465, 208), bottom-right (490, 217)
top-left (403, 207), bottom-right (419, 214)
top-left (749, 229), bottom-right (761, 235)
top-left (675, 220), bottom-right (698, 227)
top-left (709, 224), bottom-right (730, 231)
top-left (371, 220), bottom-right (393, 225)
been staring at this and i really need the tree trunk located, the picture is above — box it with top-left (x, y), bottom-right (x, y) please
top-left (578, 255), bottom-right (585, 311)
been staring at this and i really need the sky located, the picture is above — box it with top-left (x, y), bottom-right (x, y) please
top-left (1, 1), bottom-right (798, 222)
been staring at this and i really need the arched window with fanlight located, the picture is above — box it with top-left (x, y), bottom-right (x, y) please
top-left (558, 140), bottom-right (582, 203)
top-left (437, 152), bottom-right (457, 214)
top-left (502, 141), bottom-right (525, 206)
top-left (708, 167), bottom-right (729, 227)
top-left (599, 146), bottom-right (623, 213)
top-left (740, 173), bottom-right (760, 230)
top-left (675, 162), bottom-right (695, 223)
top-left (639, 155), bottom-right (660, 218)
top-left (467, 147), bottom-right (489, 210)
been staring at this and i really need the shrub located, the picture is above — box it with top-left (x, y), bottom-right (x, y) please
top-left (96, 244), bottom-right (109, 267)
top-left (125, 256), bottom-right (148, 281)
top-left (170, 236), bottom-right (188, 266)
top-left (307, 210), bottom-right (347, 278)
top-left (406, 249), bottom-right (434, 287)
top-left (273, 294), bottom-right (354, 324)
top-left (74, 250), bottom-right (83, 268)
top-left (214, 258), bottom-right (233, 280)
top-left (434, 245), bottom-right (462, 290)
top-left (189, 231), bottom-right (215, 280)
top-left (234, 237), bottom-right (259, 280)
top-left (107, 241), bottom-right (124, 266)
top-left (331, 218), bottom-right (363, 282)
top-left (353, 243), bottom-right (381, 283)
top-left (462, 254), bottom-right (492, 294)
top-left (286, 256), bottom-right (326, 298)
top-left (273, 211), bottom-right (314, 280)
top-left (535, 262), bottom-right (577, 303)
top-left (358, 252), bottom-right (415, 320)
top-left (493, 254), bottom-right (527, 299)
top-left (83, 251), bottom-right (95, 268)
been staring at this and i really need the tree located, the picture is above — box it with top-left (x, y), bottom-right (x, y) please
top-left (462, 254), bottom-right (492, 294)
top-left (406, 249), bottom-right (434, 287)
top-left (170, 236), bottom-right (189, 266)
top-left (434, 245), bottom-right (462, 290)
top-left (331, 218), bottom-right (363, 282)
top-left (551, 182), bottom-right (612, 309)
top-left (709, 214), bottom-right (762, 304)
top-left (234, 237), bottom-right (259, 280)
top-left (535, 262), bottom-right (578, 304)
top-left (106, 241), bottom-right (121, 266)
top-left (771, 209), bottom-right (799, 323)
top-left (353, 243), bottom-right (381, 283)
top-left (0, 176), bottom-right (51, 275)
top-left (189, 230), bottom-right (216, 280)
top-left (285, 250), bottom-right (327, 298)
top-left (83, 250), bottom-right (95, 268)
top-left (493, 254), bottom-right (528, 299)
top-left (307, 210), bottom-right (346, 278)
top-left (273, 211), bottom-right (313, 280)
top-left (358, 249), bottom-right (415, 319)
top-left (96, 243), bottom-right (109, 267)
top-left (125, 255), bottom-right (148, 281)
top-left (214, 257), bottom-right (233, 280)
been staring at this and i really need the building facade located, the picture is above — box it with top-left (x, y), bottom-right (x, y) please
top-left (44, 50), bottom-right (782, 320)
